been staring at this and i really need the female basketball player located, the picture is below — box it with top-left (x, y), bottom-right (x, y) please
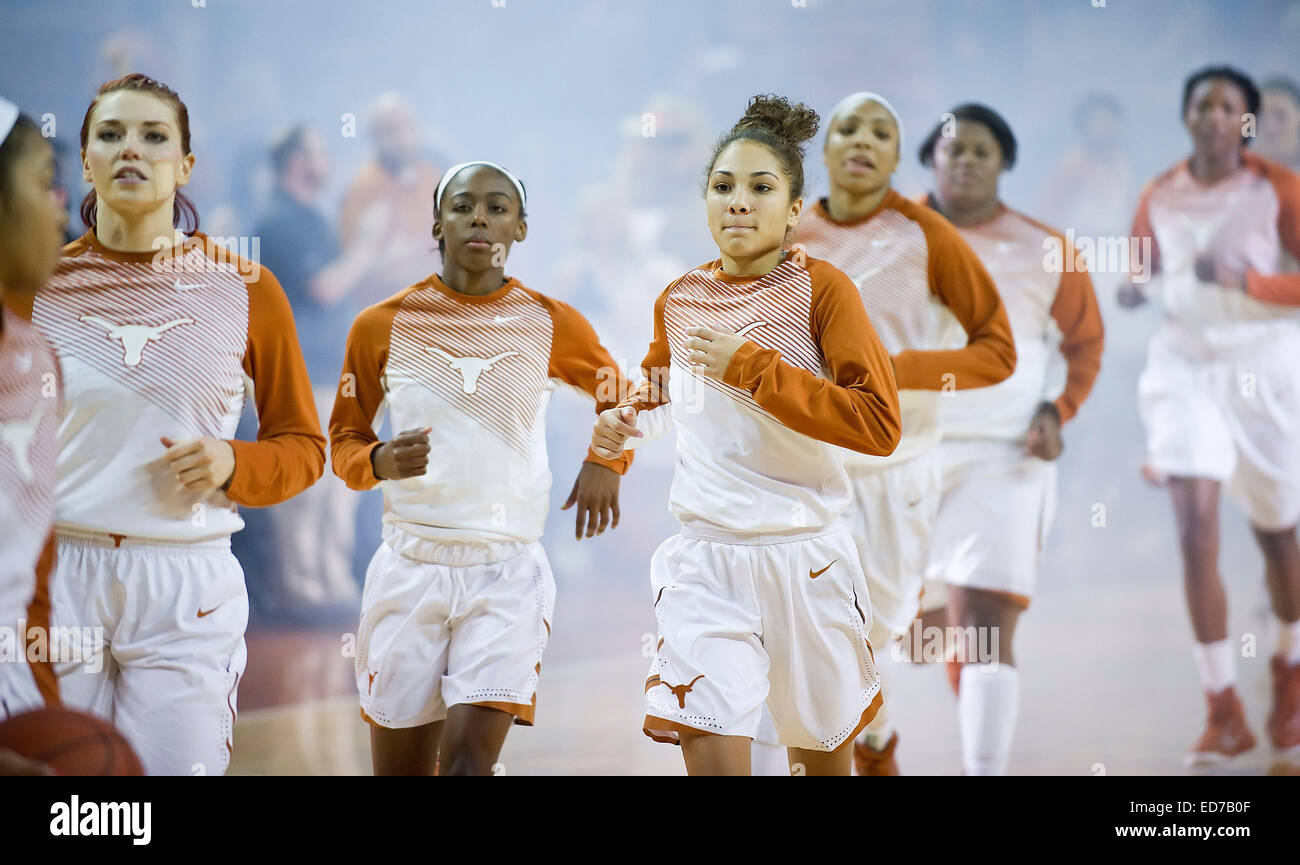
top-left (32, 74), bottom-right (325, 776)
top-left (330, 160), bottom-right (630, 776)
top-left (1119, 66), bottom-right (1300, 765)
top-left (917, 103), bottom-right (1104, 774)
top-left (0, 98), bottom-right (67, 775)
top-left (592, 94), bottom-right (902, 776)
top-left (791, 90), bottom-right (1016, 775)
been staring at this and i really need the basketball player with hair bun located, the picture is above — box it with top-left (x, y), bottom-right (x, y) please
top-left (592, 94), bottom-right (902, 776)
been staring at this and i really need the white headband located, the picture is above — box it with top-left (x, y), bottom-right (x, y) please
top-left (0, 97), bottom-right (19, 146)
top-left (434, 161), bottom-right (527, 212)
top-left (827, 91), bottom-right (905, 156)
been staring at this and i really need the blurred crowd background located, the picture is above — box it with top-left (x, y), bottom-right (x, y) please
top-left (2, 0), bottom-right (1298, 703)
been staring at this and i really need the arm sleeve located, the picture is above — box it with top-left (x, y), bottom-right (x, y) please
top-left (1047, 260), bottom-right (1105, 423)
top-left (1245, 167), bottom-right (1300, 306)
top-left (1129, 182), bottom-right (1162, 280)
top-left (227, 269), bottom-right (327, 506)
top-left (616, 284), bottom-right (674, 416)
top-left (541, 296), bottom-right (635, 475)
top-left (892, 220), bottom-right (1017, 390)
top-left (327, 301), bottom-right (396, 491)
top-left (721, 262), bottom-right (901, 455)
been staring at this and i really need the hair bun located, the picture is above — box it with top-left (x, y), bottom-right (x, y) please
top-left (731, 94), bottom-right (820, 152)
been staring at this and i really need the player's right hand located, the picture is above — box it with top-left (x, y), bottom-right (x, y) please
top-left (372, 427), bottom-right (432, 480)
top-left (591, 407), bottom-right (641, 460)
top-left (1116, 282), bottom-right (1148, 309)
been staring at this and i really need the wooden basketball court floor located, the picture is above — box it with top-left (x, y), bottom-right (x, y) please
top-left (229, 569), bottom-right (1300, 776)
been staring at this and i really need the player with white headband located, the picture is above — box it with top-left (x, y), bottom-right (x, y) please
top-left (331, 159), bottom-right (633, 775)
top-left (0, 95), bottom-right (69, 775)
top-left (791, 89), bottom-right (1017, 775)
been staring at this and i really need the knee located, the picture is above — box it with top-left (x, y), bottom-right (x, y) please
top-left (440, 751), bottom-right (495, 776)
top-left (1252, 524), bottom-right (1298, 559)
top-left (1176, 513), bottom-right (1218, 561)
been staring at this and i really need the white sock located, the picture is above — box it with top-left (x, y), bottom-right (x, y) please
top-left (1279, 619), bottom-right (1300, 665)
top-left (1192, 639), bottom-right (1237, 692)
top-left (957, 664), bottom-right (1019, 776)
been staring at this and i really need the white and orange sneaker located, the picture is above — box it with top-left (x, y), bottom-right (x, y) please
top-left (1267, 655), bottom-right (1300, 754)
top-left (1184, 686), bottom-right (1257, 767)
top-left (853, 732), bottom-right (901, 776)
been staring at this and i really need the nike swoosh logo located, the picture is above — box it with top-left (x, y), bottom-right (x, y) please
top-left (174, 279), bottom-right (203, 291)
top-left (492, 315), bottom-right (519, 323)
top-left (855, 266), bottom-right (883, 284)
top-left (197, 606), bottom-right (220, 618)
top-left (809, 559), bottom-right (838, 579)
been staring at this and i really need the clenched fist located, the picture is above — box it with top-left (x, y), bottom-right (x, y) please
top-left (372, 427), bottom-right (432, 480)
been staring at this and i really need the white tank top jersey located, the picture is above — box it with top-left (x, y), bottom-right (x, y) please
top-left (32, 231), bottom-right (326, 542)
top-left (0, 305), bottom-right (61, 629)
top-left (933, 203), bottom-right (1105, 442)
top-left (1131, 151), bottom-right (1300, 352)
top-left (793, 190), bottom-right (1016, 468)
top-left (618, 254), bottom-right (901, 537)
top-left (329, 274), bottom-right (633, 546)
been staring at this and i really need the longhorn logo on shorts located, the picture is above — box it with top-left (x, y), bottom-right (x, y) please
top-left (368, 669), bottom-right (378, 695)
top-left (423, 345), bottom-right (519, 395)
top-left (79, 315), bottom-right (194, 367)
top-left (0, 401), bottom-right (44, 482)
top-left (652, 674), bottom-right (705, 709)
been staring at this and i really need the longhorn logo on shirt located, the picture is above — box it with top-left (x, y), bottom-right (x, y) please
top-left (653, 674), bottom-right (706, 709)
top-left (78, 315), bottom-right (194, 367)
top-left (0, 401), bottom-right (44, 482)
top-left (423, 345), bottom-right (519, 394)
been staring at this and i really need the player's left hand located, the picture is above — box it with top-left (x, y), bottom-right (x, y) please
top-left (1194, 254), bottom-right (1246, 291)
top-left (160, 436), bottom-right (236, 493)
top-left (1025, 402), bottom-right (1064, 461)
top-left (562, 461), bottom-right (622, 541)
top-left (683, 326), bottom-right (749, 380)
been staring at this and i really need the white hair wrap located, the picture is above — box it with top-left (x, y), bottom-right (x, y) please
top-left (0, 97), bottom-right (19, 146)
top-left (827, 91), bottom-right (904, 155)
top-left (434, 161), bottom-right (527, 211)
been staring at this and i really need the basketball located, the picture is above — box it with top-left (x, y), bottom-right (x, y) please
top-left (0, 708), bottom-right (144, 776)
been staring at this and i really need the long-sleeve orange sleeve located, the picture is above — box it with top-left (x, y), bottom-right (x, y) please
top-left (1246, 160), bottom-right (1300, 306)
top-left (617, 283), bottom-right (675, 416)
top-left (1048, 260), bottom-right (1105, 423)
top-left (529, 292), bottom-right (635, 475)
top-left (721, 260), bottom-right (901, 456)
top-left (226, 266), bottom-right (326, 506)
top-left (893, 218), bottom-right (1016, 391)
top-left (328, 295), bottom-right (403, 491)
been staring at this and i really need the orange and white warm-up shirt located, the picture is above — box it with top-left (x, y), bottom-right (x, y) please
top-left (617, 255), bottom-right (901, 536)
top-left (793, 190), bottom-right (1016, 466)
top-left (0, 305), bottom-right (61, 704)
top-left (1130, 151), bottom-right (1300, 351)
top-left (30, 230), bottom-right (325, 542)
top-left (930, 201), bottom-right (1104, 441)
top-left (329, 274), bottom-right (631, 545)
